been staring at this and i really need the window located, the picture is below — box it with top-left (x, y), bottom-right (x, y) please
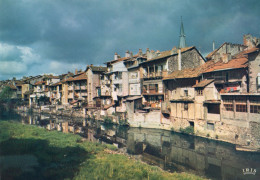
top-left (250, 105), bottom-right (260, 113)
top-left (208, 104), bottom-right (220, 114)
top-left (235, 96), bottom-right (247, 112)
top-left (224, 104), bottom-right (233, 111)
top-left (184, 103), bottom-right (188, 111)
top-left (143, 85), bottom-right (147, 93)
top-left (249, 96), bottom-right (260, 113)
top-left (223, 97), bottom-right (233, 111)
top-left (196, 88), bottom-right (203, 96)
top-left (184, 90), bottom-right (188, 97)
top-left (118, 72), bottom-right (122, 79)
top-left (119, 84), bottom-right (122, 92)
top-left (236, 104), bottom-right (247, 112)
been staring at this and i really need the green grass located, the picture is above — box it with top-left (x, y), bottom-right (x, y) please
top-left (0, 121), bottom-right (205, 180)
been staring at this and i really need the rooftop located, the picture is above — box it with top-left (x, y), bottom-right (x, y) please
top-left (66, 72), bottom-right (88, 82)
top-left (144, 46), bottom-right (194, 63)
top-left (193, 79), bottom-right (214, 88)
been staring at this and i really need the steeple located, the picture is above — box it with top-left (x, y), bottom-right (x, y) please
top-left (179, 17), bottom-right (186, 48)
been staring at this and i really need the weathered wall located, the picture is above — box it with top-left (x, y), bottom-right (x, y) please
top-left (168, 48), bottom-right (204, 74)
top-left (248, 51), bottom-right (260, 93)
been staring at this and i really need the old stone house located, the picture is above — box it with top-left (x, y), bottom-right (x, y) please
top-left (140, 46), bottom-right (205, 109)
top-left (85, 65), bottom-right (107, 107)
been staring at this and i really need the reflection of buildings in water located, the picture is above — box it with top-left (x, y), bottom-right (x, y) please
top-left (127, 128), bottom-right (260, 180)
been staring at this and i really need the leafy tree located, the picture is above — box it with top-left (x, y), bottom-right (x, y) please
top-left (0, 86), bottom-right (14, 102)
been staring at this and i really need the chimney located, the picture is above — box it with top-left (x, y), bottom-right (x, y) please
top-left (125, 50), bottom-right (130, 58)
top-left (146, 48), bottom-right (150, 55)
top-left (138, 49), bottom-right (142, 56)
top-left (213, 41), bottom-right (215, 51)
top-left (243, 34), bottom-right (256, 49)
top-left (178, 49), bottom-right (182, 70)
top-left (75, 69), bottom-right (78, 75)
top-left (114, 52), bottom-right (118, 60)
top-left (130, 52), bottom-right (133, 58)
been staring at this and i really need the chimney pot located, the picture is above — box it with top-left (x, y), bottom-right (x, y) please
top-left (114, 53), bottom-right (118, 60)
top-left (125, 50), bottom-right (130, 58)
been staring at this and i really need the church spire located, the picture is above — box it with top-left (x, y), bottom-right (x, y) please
top-left (179, 17), bottom-right (186, 48)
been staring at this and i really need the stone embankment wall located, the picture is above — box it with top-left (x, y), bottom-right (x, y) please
top-left (128, 110), bottom-right (260, 151)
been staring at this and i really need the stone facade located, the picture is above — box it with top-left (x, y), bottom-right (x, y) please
top-left (168, 48), bottom-right (204, 73)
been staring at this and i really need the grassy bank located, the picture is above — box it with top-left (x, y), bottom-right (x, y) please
top-left (0, 121), bottom-right (205, 180)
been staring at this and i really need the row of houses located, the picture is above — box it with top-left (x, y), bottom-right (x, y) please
top-left (1, 25), bottom-right (260, 149)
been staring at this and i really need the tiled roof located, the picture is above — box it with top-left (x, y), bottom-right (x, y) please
top-left (43, 75), bottom-right (60, 79)
top-left (145, 46), bottom-right (194, 63)
top-left (204, 57), bottom-right (248, 73)
top-left (35, 81), bottom-right (46, 85)
top-left (163, 60), bottom-right (216, 80)
top-left (243, 47), bottom-right (259, 54)
top-left (105, 54), bottom-right (139, 65)
top-left (192, 79), bottom-right (214, 88)
top-left (50, 82), bottom-right (62, 86)
top-left (66, 72), bottom-right (87, 82)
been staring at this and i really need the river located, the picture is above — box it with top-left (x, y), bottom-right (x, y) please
top-left (1, 112), bottom-right (260, 180)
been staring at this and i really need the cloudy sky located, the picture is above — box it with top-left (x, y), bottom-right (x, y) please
top-left (0, 0), bottom-right (259, 80)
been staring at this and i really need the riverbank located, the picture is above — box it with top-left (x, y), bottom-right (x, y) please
top-left (0, 120), bottom-right (205, 180)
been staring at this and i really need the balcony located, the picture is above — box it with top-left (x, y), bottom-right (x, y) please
top-left (68, 86), bottom-right (74, 91)
top-left (143, 71), bottom-right (163, 79)
top-left (74, 86), bottom-right (80, 90)
top-left (81, 86), bottom-right (86, 90)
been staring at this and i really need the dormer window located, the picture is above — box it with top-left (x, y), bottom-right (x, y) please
top-left (196, 88), bottom-right (203, 96)
top-left (184, 90), bottom-right (188, 97)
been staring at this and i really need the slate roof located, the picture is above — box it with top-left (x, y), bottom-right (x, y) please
top-left (86, 65), bottom-right (107, 72)
top-left (105, 54), bottom-right (139, 65)
top-left (144, 46), bottom-right (194, 63)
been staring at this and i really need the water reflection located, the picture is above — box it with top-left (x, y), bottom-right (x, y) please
top-left (17, 112), bottom-right (260, 180)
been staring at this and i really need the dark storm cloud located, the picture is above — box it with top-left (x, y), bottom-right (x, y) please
top-left (0, 0), bottom-right (259, 79)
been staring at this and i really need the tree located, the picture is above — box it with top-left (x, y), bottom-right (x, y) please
top-left (0, 86), bottom-right (14, 101)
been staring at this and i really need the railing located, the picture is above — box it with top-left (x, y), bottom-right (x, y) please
top-left (68, 86), bottom-right (74, 91)
top-left (143, 71), bottom-right (163, 78)
top-left (74, 86), bottom-right (80, 90)
top-left (81, 86), bottom-right (86, 90)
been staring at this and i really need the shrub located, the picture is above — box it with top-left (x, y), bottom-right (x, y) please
top-left (104, 116), bottom-right (112, 124)
top-left (180, 126), bottom-right (194, 135)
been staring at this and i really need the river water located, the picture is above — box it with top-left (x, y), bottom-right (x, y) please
top-left (1, 112), bottom-right (260, 180)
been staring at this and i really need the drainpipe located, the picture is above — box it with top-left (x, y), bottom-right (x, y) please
top-left (178, 49), bottom-right (181, 71)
